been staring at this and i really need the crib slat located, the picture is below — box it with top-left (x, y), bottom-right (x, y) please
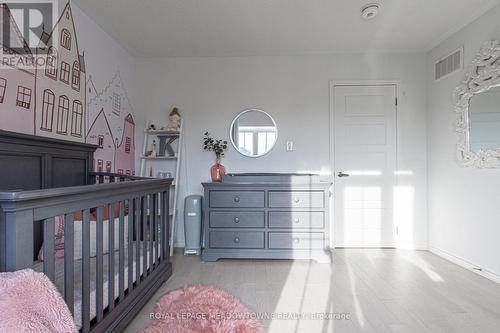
top-left (155, 193), bottom-right (160, 265)
top-left (161, 192), bottom-right (167, 261)
top-left (43, 217), bottom-right (55, 281)
top-left (151, 193), bottom-right (156, 268)
top-left (96, 206), bottom-right (104, 322)
top-left (82, 209), bottom-right (91, 333)
top-left (64, 213), bottom-right (74, 316)
top-left (142, 195), bottom-right (148, 276)
top-left (128, 198), bottom-right (134, 292)
top-left (135, 197), bottom-right (141, 284)
top-left (165, 191), bottom-right (171, 260)
top-left (119, 200), bottom-right (125, 301)
top-left (108, 203), bottom-right (115, 311)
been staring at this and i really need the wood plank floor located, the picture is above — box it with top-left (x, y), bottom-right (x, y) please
top-left (125, 249), bottom-right (500, 332)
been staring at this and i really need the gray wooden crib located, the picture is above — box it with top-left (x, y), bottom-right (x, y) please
top-left (0, 130), bottom-right (173, 333)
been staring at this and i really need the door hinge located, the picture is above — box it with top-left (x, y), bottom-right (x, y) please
top-left (395, 98), bottom-right (398, 106)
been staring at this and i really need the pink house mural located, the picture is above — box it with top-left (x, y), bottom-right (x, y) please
top-left (87, 72), bottom-right (133, 143)
top-left (115, 114), bottom-right (135, 175)
top-left (0, 4), bottom-right (36, 135)
top-left (87, 109), bottom-right (115, 172)
top-left (35, 3), bottom-right (86, 142)
top-left (0, 2), bottom-right (138, 171)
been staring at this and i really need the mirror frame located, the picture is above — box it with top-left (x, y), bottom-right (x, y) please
top-left (454, 40), bottom-right (500, 168)
top-left (229, 109), bottom-right (278, 158)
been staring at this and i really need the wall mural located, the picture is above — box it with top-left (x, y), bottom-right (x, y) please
top-left (0, 2), bottom-right (136, 175)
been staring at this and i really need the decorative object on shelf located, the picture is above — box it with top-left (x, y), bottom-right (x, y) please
top-left (158, 171), bottom-right (173, 179)
top-left (158, 133), bottom-right (179, 157)
top-left (150, 140), bottom-right (158, 157)
top-left (454, 40), bottom-right (500, 168)
top-left (165, 107), bottom-right (182, 132)
top-left (203, 132), bottom-right (228, 182)
top-left (148, 123), bottom-right (157, 131)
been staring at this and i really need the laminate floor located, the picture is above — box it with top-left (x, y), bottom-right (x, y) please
top-left (124, 249), bottom-right (500, 333)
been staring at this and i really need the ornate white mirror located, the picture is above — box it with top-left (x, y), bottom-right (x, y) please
top-left (455, 40), bottom-right (500, 168)
top-left (230, 109), bottom-right (278, 157)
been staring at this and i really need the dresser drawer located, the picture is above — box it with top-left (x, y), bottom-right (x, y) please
top-left (268, 191), bottom-right (324, 208)
top-left (210, 191), bottom-right (265, 208)
top-left (210, 211), bottom-right (265, 228)
top-left (210, 231), bottom-right (265, 249)
top-left (268, 232), bottom-right (324, 249)
top-left (268, 211), bottom-right (324, 229)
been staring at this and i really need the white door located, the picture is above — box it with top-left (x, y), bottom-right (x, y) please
top-left (333, 84), bottom-right (397, 248)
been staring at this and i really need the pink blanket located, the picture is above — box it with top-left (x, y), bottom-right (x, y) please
top-left (0, 269), bottom-right (77, 333)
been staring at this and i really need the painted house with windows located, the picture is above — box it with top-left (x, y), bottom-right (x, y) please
top-left (87, 109), bottom-right (115, 172)
top-left (86, 72), bottom-right (132, 143)
top-left (35, 2), bottom-right (86, 142)
top-left (114, 113), bottom-right (135, 175)
top-left (0, 4), bottom-right (36, 135)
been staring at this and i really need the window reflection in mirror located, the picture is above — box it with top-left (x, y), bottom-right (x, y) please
top-left (469, 85), bottom-right (500, 152)
top-left (230, 109), bottom-right (277, 157)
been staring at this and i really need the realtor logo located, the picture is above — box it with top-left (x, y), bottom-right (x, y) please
top-left (1, 1), bottom-right (56, 52)
top-left (1, 1), bottom-right (58, 70)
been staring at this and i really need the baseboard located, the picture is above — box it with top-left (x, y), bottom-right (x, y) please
top-left (430, 247), bottom-right (500, 284)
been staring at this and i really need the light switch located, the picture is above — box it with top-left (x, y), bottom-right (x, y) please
top-left (286, 141), bottom-right (294, 152)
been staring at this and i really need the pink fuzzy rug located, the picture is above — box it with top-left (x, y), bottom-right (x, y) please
top-left (141, 285), bottom-right (263, 333)
top-left (0, 269), bottom-right (77, 333)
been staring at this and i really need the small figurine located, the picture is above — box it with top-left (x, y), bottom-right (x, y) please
top-left (165, 107), bottom-right (181, 132)
top-left (151, 140), bottom-right (158, 157)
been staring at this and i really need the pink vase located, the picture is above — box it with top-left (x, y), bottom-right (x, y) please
top-left (210, 158), bottom-right (226, 182)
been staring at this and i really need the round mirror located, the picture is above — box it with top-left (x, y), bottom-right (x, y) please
top-left (230, 109), bottom-right (278, 157)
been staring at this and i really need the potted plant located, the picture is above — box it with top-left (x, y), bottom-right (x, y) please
top-left (203, 132), bottom-right (228, 182)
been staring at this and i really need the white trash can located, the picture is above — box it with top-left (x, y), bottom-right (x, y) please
top-left (184, 195), bottom-right (202, 255)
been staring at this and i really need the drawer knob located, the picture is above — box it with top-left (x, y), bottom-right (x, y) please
top-left (294, 218), bottom-right (300, 224)
top-left (294, 198), bottom-right (300, 203)
top-left (293, 238), bottom-right (300, 243)
top-left (234, 217), bottom-right (240, 223)
top-left (234, 196), bottom-right (240, 203)
top-left (234, 237), bottom-right (240, 243)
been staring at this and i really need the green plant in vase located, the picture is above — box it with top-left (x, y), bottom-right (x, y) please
top-left (203, 132), bottom-right (228, 182)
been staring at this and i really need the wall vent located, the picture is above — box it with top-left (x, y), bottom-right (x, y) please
top-left (435, 47), bottom-right (463, 81)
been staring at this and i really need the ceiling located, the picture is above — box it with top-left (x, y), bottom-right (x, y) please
top-left (73, 0), bottom-right (500, 57)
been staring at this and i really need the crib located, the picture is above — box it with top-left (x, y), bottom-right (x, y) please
top-left (0, 130), bottom-right (173, 332)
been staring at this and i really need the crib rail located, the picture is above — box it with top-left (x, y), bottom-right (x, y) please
top-left (88, 171), bottom-right (149, 184)
top-left (0, 179), bottom-right (172, 333)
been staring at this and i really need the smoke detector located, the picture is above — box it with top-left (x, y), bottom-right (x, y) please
top-left (361, 3), bottom-right (380, 20)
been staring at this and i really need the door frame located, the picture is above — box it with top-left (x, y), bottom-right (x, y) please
top-left (328, 80), bottom-right (401, 248)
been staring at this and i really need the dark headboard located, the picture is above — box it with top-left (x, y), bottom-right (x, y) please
top-left (0, 130), bottom-right (97, 257)
top-left (0, 130), bottom-right (97, 190)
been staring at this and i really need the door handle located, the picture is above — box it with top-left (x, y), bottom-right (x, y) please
top-left (338, 172), bottom-right (350, 178)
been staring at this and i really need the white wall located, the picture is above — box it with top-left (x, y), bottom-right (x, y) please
top-left (135, 53), bottom-right (428, 248)
top-left (427, 4), bottom-right (500, 279)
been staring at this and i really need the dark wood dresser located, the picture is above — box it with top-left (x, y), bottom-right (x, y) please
top-left (202, 174), bottom-right (332, 262)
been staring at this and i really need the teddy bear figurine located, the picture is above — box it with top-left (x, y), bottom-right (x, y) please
top-left (165, 107), bottom-right (181, 132)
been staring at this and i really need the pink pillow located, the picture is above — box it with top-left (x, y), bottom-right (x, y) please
top-left (38, 215), bottom-right (65, 261)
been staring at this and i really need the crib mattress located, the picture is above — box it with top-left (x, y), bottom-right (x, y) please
top-left (33, 242), bottom-right (161, 329)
